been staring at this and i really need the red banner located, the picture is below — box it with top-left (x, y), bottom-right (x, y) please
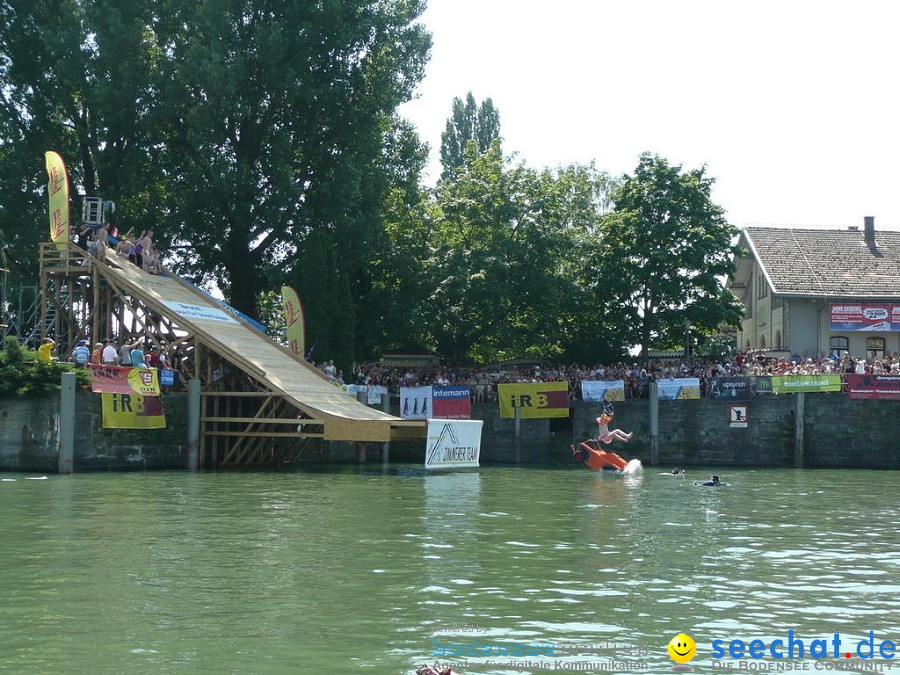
top-left (86, 364), bottom-right (161, 396)
top-left (846, 374), bottom-right (900, 400)
top-left (432, 386), bottom-right (471, 420)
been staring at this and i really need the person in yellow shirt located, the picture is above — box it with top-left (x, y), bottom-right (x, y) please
top-left (37, 338), bottom-right (55, 363)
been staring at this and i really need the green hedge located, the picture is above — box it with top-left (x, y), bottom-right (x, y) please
top-left (0, 338), bottom-right (91, 399)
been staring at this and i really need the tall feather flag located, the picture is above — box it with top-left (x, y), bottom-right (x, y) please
top-left (280, 285), bottom-right (306, 357)
top-left (45, 151), bottom-right (70, 251)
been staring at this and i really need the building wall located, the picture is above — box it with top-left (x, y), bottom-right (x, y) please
top-left (787, 299), bottom-right (822, 356)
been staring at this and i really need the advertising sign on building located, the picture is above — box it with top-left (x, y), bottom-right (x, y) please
top-left (829, 303), bottom-right (898, 332)
top-left (432, 386), bottom-right (472, 420)
top-left (400, 386), bottom-right (432, 419)
top-left (771, 374), bottom-right (842, 393)
top-left (497, 382), bottom-right (569, 418)
top-left (424, 419), bottom-right (482, 470)
top-left (581, 380), bottom-right (625, 402)
top-left (86, 364), bottom-right (161, 396)
top-left (657, 378), bottom-right (701, 400)
top-left (846, 374), bottom-right (900, 400)
top-left (101, 393), bottom-right (167, 429)
top-left (708, 377), bottom-right (751, 402)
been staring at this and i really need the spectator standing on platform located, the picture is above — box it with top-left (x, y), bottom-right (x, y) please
top-left (90, 342), bottom-right (103, 364)
top-left (157, 345), bottom-right (169, 370)
top-left (96, 223), bottom-right (109, 262)
top-left (130, 340), bottom-right (148, 368)
top-left (102, 339), bottom-right (119, 365)
top-left (37, 338), bottom-right (56, 362)
top-left (119, 339), bottom-right (133, 366)
top-left (71, 339), bottom-right (90, 366)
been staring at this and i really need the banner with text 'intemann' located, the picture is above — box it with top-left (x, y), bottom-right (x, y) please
top-left (498, 382), bottom-right (569, 418)
top-left (425, 419), bottom-right (482, 470)
top-left (101, 393), bottom-right (166, 429)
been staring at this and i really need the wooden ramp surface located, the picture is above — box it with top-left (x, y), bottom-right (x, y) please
top-left (100, 258), bottom-right (418, 442)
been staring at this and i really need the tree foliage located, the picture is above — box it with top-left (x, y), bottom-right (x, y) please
top-left (0, 0), bottom-right (431, 325)
top-left (595, 153), bottom-right (744, 358)
top-left (439, 92), bottom-right (501, 180)
top-left (0, 338), bottom-right (90, 399)
top-left (421, 143), bottom-right (618, 363)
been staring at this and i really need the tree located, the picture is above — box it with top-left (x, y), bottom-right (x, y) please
top-left (596, 153), bottom-right (744, 359)
top-left (154, 0), bottom-right (431, 320)
top-left (423, 143), bottom-right (616, 363)
top-left (439, 92), bottom-right (501, 180)
top-left (0, 0), bottom-right (166, 288)
top-left (0, 0), bottom-right (431, 325)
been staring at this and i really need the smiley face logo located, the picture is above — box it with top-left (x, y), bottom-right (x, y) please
top-left (668, 633), bottom-right (696, 663)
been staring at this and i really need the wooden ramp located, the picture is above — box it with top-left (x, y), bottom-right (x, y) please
top-left (94, 255), bottom-right (422, 444)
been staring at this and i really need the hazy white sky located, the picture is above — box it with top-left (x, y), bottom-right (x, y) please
top-left (399, 0), bottom-right (900, 230)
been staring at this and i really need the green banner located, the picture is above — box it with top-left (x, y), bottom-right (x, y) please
top-left (771, 374), bottom-right (842, 393)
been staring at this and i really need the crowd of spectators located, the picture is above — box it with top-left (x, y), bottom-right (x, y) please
top-left (311, 348), bottom-right (900, 401)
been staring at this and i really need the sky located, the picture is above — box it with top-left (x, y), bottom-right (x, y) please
top-left (399, 0), bottom-right (900, 230)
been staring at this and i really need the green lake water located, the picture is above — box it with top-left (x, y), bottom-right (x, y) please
top-left (0, 466), bottom-right (897, 674)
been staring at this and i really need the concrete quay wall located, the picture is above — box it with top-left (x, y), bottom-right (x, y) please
top-left (2, 392), bottom-right (897, 471)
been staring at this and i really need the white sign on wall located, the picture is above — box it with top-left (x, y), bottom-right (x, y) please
top-left (425, 419), bottom-right (483, 470)
top-left (730, 405), bottom-right (748, 428)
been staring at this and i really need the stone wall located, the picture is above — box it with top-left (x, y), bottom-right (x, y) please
top-left (472, 395), bottom-right (898, 468)
top-left (2, 392), bottom-right (898, 471)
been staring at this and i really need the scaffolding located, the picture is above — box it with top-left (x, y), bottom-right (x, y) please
top-left (36, 242), bottom-right (424, 468)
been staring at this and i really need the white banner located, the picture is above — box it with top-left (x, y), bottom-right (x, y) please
top-left (425, 419), bottom-right (483, 470)
top-left (581, 380), bottom-right (625, 402)
top-left (367, 384), bottom-right (388, 405)
top-left (400, 386), bottom-right (432, 419)
top-left (658, 377), bottom-right (701, 400)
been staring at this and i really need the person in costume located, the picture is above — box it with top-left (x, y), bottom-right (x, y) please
top-left (596, 400), bottom-right (632, 444)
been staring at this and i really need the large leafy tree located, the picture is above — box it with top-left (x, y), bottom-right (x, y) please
top-left (423, 142), bottom-right (616, 363)
top-left (439, 92), bottom-right (501, 180)
top-left (595, 153), bottom-right (744, 359)
top-left (154, 0), bottom-right (431, 319)
top-left (0, 0), bottom-right (431, 325)
top-left (0, 0), bottom-right (164, 286)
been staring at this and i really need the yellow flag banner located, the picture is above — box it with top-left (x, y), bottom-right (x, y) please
top-left (281, 285), bottom-right (305, 356)
top-left (498, 382), bottom-right (570, 419)
top-left (101, 393), bottom-right (167, 429)
top-left (45, 151), bottom-right (70, 250)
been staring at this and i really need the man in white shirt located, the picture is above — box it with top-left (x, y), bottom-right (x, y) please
top-left (102, 340), bottom-right (119, 365)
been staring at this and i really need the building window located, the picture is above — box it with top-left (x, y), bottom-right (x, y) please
top-left (867, 337), bottom-right (886, 362)
top-left (757, 272), bottom-right (768, 299)
top-left (830, 336), bottom-right (849, 358)
top-left (760, 335), bottom-right (766, 349)
top-left (775, 330), bottom-right (782, 349)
